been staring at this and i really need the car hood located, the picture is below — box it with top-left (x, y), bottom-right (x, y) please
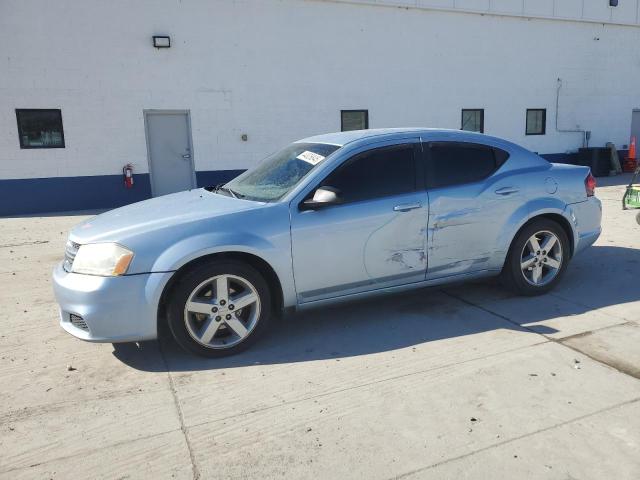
top-left (70, 189), bottom-right (263, 243)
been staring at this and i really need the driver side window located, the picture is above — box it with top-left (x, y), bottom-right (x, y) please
top-left (321, 145), bottom-right (416, 204)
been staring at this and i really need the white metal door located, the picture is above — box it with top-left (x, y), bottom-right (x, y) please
top-left (145, 111), bottom-right (195, 196)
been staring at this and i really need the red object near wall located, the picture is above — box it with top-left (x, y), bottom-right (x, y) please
top-left (123, 164), bottom-right (134, 188)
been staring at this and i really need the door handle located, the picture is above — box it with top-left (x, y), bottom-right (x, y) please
top-left (495, 187), bottom-right (519, 196)
top-left (393, 202), bottom-right (422, 212)
top-left (182, 154), bottom-right (191, 159)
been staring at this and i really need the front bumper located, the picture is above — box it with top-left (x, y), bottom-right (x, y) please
top-left (52, 262), bottom-right (173, 342)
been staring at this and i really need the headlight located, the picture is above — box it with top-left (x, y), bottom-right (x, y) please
top-left (71, 243), bottom-right (134, 276)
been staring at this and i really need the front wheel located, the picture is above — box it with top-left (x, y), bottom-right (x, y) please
top-left (166, 260), bottom-right (272, 357)
top-left (500, 219), bottom-right (570, 296)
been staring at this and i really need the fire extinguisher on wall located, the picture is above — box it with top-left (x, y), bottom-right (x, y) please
top-left (123, 164), bottom-right (134, 188)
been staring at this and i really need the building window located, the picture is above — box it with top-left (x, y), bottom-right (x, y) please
top-left (341, 110), bottom-right (368, 132)
top-left (526, 109), bottom-right (546, 135)
top-left (15, 109), bottom-right (65, 148)
top-left (461, 109), bottom-right (484, 133)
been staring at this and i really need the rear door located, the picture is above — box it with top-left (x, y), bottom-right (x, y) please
top-left (290, 140), bottom-right (428, 303)
top-left (423, 141), bottom-right (517, 278)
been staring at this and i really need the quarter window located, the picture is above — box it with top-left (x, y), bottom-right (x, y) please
top-left (428, 142), bottom-right (508, 188)
top-left (526, 109), bottom-right (546, 135)
top-left (341, 110), bottom-right (369, 132)
top-left (15, 109), bottom-right (65, 148)
top-left (321, 145), bottom-right (415, 203)
top-left (461, 109), bottom-right (484, 133)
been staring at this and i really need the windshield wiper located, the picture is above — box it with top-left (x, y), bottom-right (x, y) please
top-left (213, 184), bottom-right (244, 199)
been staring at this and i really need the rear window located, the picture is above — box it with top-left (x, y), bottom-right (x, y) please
top-left (427, 142), bottom-right (509, 188)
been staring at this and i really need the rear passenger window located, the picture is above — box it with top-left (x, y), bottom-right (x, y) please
top-left (427, 142), bottom-right (508, 188)
top-left (322, 145), bottom-right (416, 203)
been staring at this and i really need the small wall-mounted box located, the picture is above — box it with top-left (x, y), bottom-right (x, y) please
top-left (152, 36), bottom-right (171, 48)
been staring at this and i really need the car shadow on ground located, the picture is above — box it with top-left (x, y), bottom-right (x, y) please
top-left (112, 245), bottom-right (640, 372)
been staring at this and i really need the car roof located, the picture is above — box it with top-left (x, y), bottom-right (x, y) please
top-left (296, 128), bottom-right (516, 149)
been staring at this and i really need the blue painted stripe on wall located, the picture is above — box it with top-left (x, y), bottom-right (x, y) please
top-left (0, 174), bottom-right (152, 217)
top-left (0, 170), bottom-right (246, 217)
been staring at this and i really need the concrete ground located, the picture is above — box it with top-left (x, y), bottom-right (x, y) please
top-left (1, 176), bottom-right (639, 479)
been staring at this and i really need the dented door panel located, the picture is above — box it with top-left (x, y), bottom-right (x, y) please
top-left (291, 192), bottom-right (428, 303)
top-left (289, 139), bottom-right (429, 303)
top-left (425, 179), bottom-right (522, 278)
top-left (422, 139), bottom-right (528, 280)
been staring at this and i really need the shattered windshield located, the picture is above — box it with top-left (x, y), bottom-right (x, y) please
top-left (220, 142), bottom-right (340, 202)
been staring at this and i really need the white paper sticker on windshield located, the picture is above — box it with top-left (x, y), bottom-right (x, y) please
top-left (297, 151), bottom-right (325, 165)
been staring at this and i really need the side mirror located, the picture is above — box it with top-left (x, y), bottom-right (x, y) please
top-left (300, 186), bottom-right (342, 211)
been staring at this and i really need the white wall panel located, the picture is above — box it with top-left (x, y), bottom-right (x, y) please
top-left (611, 0), bottom-right (640, 24)
top-left (332, 0), bottom-right (639, 25)
top-left (417, 0), bottom-right (455, 9)
top-left (491, 0), bottom-right (523, 15)
top-left (455, 0), bottom-right (491, 12)
top-left (1, 0), bottom-right (639, 180)
top-left (583, 1), bottom-right (613, 21)
top-left (523, 0), bottom-right (554, 17)
top-left (554, 0), bottom-right (585, 19)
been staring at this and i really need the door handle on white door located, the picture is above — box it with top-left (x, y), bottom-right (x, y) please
top-left (495, 187), bottom-right (519, 195)
top-left (393, 202), bottom-right (422, 212)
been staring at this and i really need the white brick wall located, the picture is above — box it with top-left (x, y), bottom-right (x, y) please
top-left (1, 0), bottom-right (639, 180)
top-left (338, 0), bottom-right (640, 25)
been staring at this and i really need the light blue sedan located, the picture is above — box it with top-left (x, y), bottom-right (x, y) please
top-left (53, 129), bottom-right (601, 357)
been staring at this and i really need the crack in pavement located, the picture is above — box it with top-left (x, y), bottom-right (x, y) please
top-left (443, 290), bottom-right (640, 380)
top-left (159, 342), bottom-right (201, 480)
top-left (549, 290), bottom-right (632, 323)
top-left (183, 340), bottom-right (549, 432)
top-left (391, 396), bottom-right (640, 479)
top-left (0, 240), bottom-right (49, 249)
top-left (0, 337), bottom-right (549, 476)
top-left (0, 427), bottom-right (179, 475)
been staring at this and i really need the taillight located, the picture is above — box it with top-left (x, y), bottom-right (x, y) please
top-left (585, 172), bottom-right (596, 197)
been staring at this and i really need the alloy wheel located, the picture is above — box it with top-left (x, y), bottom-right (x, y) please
top-left (183, 274), bottom-right (261, 349)
top-left (520, 230), bottom-right (563, 287)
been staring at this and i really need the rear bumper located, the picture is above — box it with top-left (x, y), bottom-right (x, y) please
top-left (52, 262), bottom-right (173, 342)
top-left (575, 226), bottom-right (601, 254)
top-left (565, 197), bottom-right (602, 255)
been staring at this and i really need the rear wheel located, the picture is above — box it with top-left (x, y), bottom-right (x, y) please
top-left (166, 260), bottom-right (271, 357)
top-left (500, 219), bottom-right (570, 296)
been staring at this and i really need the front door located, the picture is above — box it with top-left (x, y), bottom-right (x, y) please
top-left (145, 110), bottom-right (195, 196)
top-left (290, 141), bottom-right (428, 304)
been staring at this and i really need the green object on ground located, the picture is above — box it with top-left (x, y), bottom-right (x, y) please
top-left (623, 166), bottom-right (640, 209)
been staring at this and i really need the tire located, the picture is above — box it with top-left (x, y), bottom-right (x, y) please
top-left (500, 218), bottom-right (570, 296)
top-left (166, 260), bottom-right (272, 357)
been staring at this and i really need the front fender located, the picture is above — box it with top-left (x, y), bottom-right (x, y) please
top-left (152, 232), bottom-right (275, 272)
top-left (151, 231), bottom-right (298, 308)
